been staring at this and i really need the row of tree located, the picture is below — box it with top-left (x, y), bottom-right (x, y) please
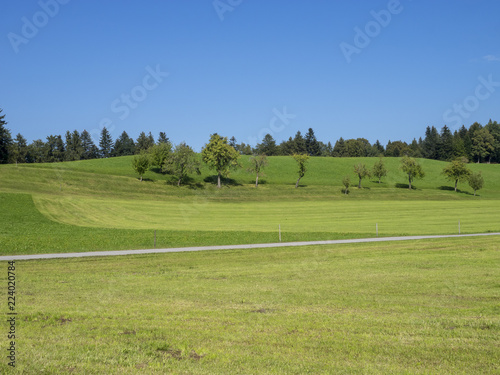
top-left (0, 107), bottom-right (499, 164)
top-left (245, 121), bottom-right (500, 163)
top-left (132, 134), bottom-right (485, 196)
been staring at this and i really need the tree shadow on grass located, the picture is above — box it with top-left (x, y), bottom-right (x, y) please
top-left (438, 186), bottom-right (474, 195)
top-left (203, 175), bottom-right (242, 187)
top-left (395, 183), bottom-right (416, 190)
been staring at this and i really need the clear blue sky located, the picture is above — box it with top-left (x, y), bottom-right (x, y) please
top-left (1, 0), bottom-right (499, 151)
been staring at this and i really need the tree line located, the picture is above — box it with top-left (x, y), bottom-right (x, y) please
top-left (0, 107), bottom-right (499, 165)
top-left (131, 133), bottom-right (484, 197)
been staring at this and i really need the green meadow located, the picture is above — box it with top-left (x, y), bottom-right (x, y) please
top-left (2, 236), bottom-right (499, 374)
top-left (0, 156), bottom-right (499, 255)
top-left (1, 156), bottom-right (500, 373)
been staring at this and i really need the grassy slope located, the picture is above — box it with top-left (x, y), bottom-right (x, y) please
top-left (0, 156), bottom-right (499, 254)
top-left (4, 236), bottom-right (499, 374)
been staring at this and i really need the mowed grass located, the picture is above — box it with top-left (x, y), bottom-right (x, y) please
top-left (1, 156), bottom-right (499, 255)
top-left (3, 236), bottom-right (499, 374)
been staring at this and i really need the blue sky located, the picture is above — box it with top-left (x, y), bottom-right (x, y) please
top-left (1, 0), bottom-right (499, 151)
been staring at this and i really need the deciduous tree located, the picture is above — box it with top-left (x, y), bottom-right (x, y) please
top-left (247, 154), bottom-right (268, 187)
top-left (292, 154), bottom-right (309, 188)
top-left (132, 152), bottom-right (150, 182)
top-left (342, 176), bottom-right (350, 195)
top-left (468, 171), bottom-right (484, 196)
top-left (202, 134), bottom-right (240, 188)
top-left (353, 163), bottom-right (371, 188)
top-left (163, 142), bottom-right (199, 186)
top-left (442, 157), bottom-right (471, 192)
top-left (372, 158), bottom-right (387, 183)
top-left (400, 156), bottom-right (425, 190)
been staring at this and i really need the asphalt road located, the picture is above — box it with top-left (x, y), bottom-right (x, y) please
top-left (0, 232), bottom-right (499, 261)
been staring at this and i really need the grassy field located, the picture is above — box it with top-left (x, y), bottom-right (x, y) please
top-left (1, 156), bottom-right (499, 373)
top-left (2, 236), bottom-right (499, 374)
top-left (0, 156), bottom-right (499, 255)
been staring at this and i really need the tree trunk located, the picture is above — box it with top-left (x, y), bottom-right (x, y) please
top-left (217, 172), bottom-right (221, 188)
top-left (344, 188), bottom-right (348, 195)
top-left (474, 189), bottom-right (476, 196)
top-left (140, 176), bottom-right (143, 182)
top-left (295, 177), bottom-right (301, 188)
top-left (455, 180), bottom-right (458, 192)
top-left (358, 177), bottom-right (361, 189)
top-left (177, 177), bottom-right (182, 187)
top-left (255, 175), bottom-right (259, 188)
top-left (378, 177), bottom-right (381, 183)
top-left (408, 176), bottom-right (412, 190)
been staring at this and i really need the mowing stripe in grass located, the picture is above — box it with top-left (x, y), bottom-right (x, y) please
top-left (2, 232), bottom-right (499, 261)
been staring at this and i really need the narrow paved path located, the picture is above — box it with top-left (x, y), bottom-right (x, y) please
top-left (1, 232), bottom-right (499, 261)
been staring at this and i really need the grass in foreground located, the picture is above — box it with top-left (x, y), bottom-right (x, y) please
top-left (3, 236), bottom-right (499, 374)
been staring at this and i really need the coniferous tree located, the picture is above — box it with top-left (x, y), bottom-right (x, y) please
top-left (438, 125), bottom-right (453, 160)
top-left (113, 131), bottom-right (136, 156)
top-left (305, 128), bottom-right (321, 156)
top-left (80, 130), bottom-right (98, 160)
top-left (99, 127), bottom-right (113, 158)
top-left (255, 134), bottom-right (278, 156)
top-left (11, 133), bottom-right (28, 164)
top-left (158, 132), bottom-right (169, 144)
top-left (0, 109), bottom-right (12, 164)
top-left (332, 137), bottom-right (347, 157)
top-left (292, 131), bottom-right (306, 154)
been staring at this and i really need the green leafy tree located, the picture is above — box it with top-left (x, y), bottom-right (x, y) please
top-left (132, 152), bottom-right (150, 182)
top-left (0, 109), bottom-right (12, 164)
top-left (99, 127), bottom-right (113, 158)
top-left (400, 156), bottom-right (425, 190)
top-left (247, 154), bottom-right (268, 187)
top-left (353, 163), bottom-right (371, 189)
top-left (163, 142), bottom-right (199, 186)
top-left (27, 139), bottom-right (45, 163)
top-left (202, 134), bottom-right (241, 188)
top-left (468, 171), bottom-right (484, 196)
top-left (342, 176), bottom-right (351, 195)
top-left (149, 142), bottom-right (172, 169)
top-left (372, 158), bottom-right (388, 183)
top-left (471, 128), bottom-right (495, 163)
top-left (442, 157), bottom-right (471, 192)
top-left (292, 154), bottom-right (309, 188)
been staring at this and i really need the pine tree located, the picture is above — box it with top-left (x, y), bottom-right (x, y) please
top-left (0, 109), bottom-right (12, 163)
top-left (158, 132), bottom-right (169, 144)
top-left (99, 127), bottom-right (113, 158)
top-left (305, 128), bottom-right (321, 156)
